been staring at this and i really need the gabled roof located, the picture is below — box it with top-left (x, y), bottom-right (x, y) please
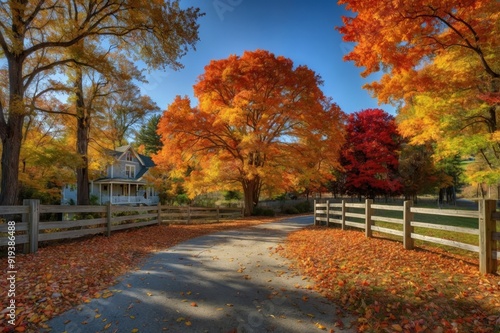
top-left (135, 155), bottom-right (155, 180)
top-left (115, 145), bottom-right (146, 166)
top-left (96, 145), bottom-right (156, 183)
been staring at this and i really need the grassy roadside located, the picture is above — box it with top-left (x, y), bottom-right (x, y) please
top-left (332, 200), bottom-right (494, 259)
top-left (278, 226), bottom-right (500, 333)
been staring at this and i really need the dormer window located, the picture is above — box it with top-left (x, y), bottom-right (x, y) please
top-left (126, 151), bottom-right (133, 161)
top-left (125, 165), bottom-right (135, 178)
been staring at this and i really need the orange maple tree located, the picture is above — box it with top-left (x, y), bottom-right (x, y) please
top-left (337, 0), bottom-right (500, 185)
top-left (154, 50), bottom-right (344, 215)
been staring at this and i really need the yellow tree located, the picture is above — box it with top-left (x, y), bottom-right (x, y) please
top-left (20, 105), bottom-right (77, 203)
top-left (0, 0), bottom-right (201, 205)
top-left (337, 0), bottom-right (499, 185)
top-left (396, 49), bottom-right (500, 185)
top-left (64, 54), bottom-right (150, 205)
top-left (99, 81), bottom-right (160, 148)
top-left (154, 50), bottom-right (344, 215)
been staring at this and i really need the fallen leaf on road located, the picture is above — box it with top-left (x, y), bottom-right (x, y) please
top-left (0, 219), bottom-right (281, 331)
top-left (315, 322), bottom-right (326, 330)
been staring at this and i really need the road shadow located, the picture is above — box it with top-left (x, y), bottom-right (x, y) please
top-left (43, 216), bottom-right (356, 333)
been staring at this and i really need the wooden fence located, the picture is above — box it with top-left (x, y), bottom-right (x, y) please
top-left (314, 199), bottom-right (499, 274)
top-left (0, 200), bottom-right (242, 254)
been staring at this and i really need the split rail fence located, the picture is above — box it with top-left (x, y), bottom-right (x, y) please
top-left (314, 199), bottom-right (499, 274)
top-left (0, 200), bottom-right (242, 254)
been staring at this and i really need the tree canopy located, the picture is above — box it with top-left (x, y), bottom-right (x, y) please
top-left (337, 0), bottom-right (499, 188)
top-left (154, 50), bottom-right (344, 215)
top-left (0, 0), bottom-right (202, 204)
top-left (135, 114), bottom-right (163, 156)
top-left (341, 109), bottom-right (403, 199)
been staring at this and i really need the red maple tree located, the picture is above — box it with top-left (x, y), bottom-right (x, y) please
top-left (341, 109), bottom-right (403, 199)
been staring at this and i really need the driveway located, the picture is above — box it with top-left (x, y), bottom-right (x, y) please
top-left (44, 216), bottom-right (356, 333)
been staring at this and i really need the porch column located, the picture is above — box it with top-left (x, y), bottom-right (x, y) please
top-left (128, 184), bottom-right (131, 203)
top-left (110, 183), bottom-right (113, 204)
top-left (99, 183), bottom-right (102, 205)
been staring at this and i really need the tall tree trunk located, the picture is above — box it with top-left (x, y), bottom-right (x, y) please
top-left (75, 69), bottom-right (90, 205)
top-left (0, 57), bottom-right (25, 205)
top-left (0, 116), bottom-right (23, 205)
top-left (76, 116), bottom-right (90, 205)
top-left (242, 177), bottom-right (261, 216)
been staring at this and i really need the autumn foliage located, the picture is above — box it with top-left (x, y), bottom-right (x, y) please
top-left (0, 0), bottom-right (202, 205)
top-left (0, 218), bottom-right (279, 332)
top-left (337, 0), bottom-right (500, 188)
top-left (1, 216), bottom-right (499, 332)
top-left (341, 109), bottom-right (403, 199)
top-left (154, 50), bottom-right (344, 215)
top-left (279, 227), bottom-right (500, 332)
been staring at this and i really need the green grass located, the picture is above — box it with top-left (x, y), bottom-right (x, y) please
top-left (324, 200), bottom-right (490, 258)
top-left (373, 205), bottom-right (482, 258)
top-left (372, 220), bottom-right (480, 258)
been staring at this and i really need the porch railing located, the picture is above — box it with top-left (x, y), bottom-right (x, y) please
top-left (99, 195), bottom-right (160, 205)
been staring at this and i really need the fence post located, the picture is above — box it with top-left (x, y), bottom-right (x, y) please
top-left (341, 200), bottom-right (346, 230)
top-left (187, 206), bottom-right (191, 224)
top-left (157, 202), bottom-right (162, 226)
top-left (493, 211), bottom-right (499, 274)
top-left (403, 200), bottom-right (414, 250)
top-left (23, 199), bottom-right (39, 254)
top-left (479, 199), bottom-right (496, 274)
top-left (313, 200), bottom-right (317, 226)
top-left (106, 202), bottom-right (112, 237)
top-left (325, 200), bottom-right (330, 227)
top-left (365, 199), bottom-right (373, 238)
top-left (216, 206), bottom-right (220, 223)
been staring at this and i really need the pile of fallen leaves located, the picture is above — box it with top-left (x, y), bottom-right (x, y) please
top-left (278, 227), bottom-right (500, 333)
top-left (0, 217), bottom-right (280, 332)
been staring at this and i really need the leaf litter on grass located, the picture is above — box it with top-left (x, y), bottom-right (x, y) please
top-left (277, 226), bottom-right (500, 333)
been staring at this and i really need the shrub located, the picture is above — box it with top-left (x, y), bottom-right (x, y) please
top-left (283, 206), bottom-right (300, 214)
top-left (294, 201), bottom-right (311, 213)
top-left (252, 207), bottom-right (276, 216)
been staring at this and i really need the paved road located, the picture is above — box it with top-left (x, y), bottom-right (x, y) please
top-left (44, 216), bottom-right (356, 333)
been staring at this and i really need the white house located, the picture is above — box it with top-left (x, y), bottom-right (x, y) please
top-left (62, 145), bottom-right (160, 205)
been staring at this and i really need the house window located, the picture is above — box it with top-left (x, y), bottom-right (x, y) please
top-left (125, 165), bottom-right (135, 178)
top-left (126, 151), bottom-right (133, 161)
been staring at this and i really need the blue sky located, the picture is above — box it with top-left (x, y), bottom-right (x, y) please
top-left (140, 0), bottom-right (396, 115)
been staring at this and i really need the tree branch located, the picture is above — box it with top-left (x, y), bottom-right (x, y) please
top-left (403, 7), bottom-right (499, 79)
